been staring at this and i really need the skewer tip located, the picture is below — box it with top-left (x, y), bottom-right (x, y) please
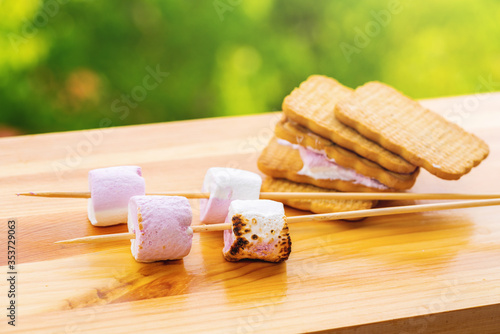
top-left (55, 240), bottom-right (81, 245)
top-left (55, 239), bottom-right (85, 244)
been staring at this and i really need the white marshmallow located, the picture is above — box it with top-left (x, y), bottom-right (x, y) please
top-left (223, 200), bottom-right (291, 262)
top-left (199, 168), bottom-right (262, 224)
top-left (276, 139), bottom-right (389, 190)
top-left (87, 166), bottom-right (146, 226)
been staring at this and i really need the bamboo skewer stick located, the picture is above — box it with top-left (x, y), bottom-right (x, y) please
top-left (18, 191), bottom-right (93, 198)
top-left (260, 192), bottom-right (500, 200)
top-left (18, 191), bottom-right (500, 201)
top-left (286, 198), bottom-right (500, 223)
top-left (57, 232), bottom-right (137, 244)
top-left (56, 198), bottom-right (500, 244)
top-left (56, 223), bottom-right (232, 244)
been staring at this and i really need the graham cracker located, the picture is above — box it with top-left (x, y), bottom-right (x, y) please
top-left (258, 137), bottom-right (392, 192)
top-left (335, 81), bottom-right (489, 180)
top-left (283, 75), bottom-right (416, 174)
top-left (274, 117), bottom-right (419, 190)
top-left (261, 177), bottom-right (376, 215)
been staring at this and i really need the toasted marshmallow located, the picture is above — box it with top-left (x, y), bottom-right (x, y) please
top-left (199, 168), bottom-right (262, 224)
top-left (223, 200), bottom-right (291, 263)
top-left (87, 166), bottom-right (146, 226)
top-left (128, 196), bottom-right (193, 263)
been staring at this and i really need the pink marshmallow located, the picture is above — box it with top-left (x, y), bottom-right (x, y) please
top-left (276, 139), bottom-right (389, 190)
top-left (199, 168), bottom-right (262, 224)
top-left (223, 200), bottom-right (291, 263)
top-left (87, 166), bottom-right (146, 226)
top-left (128, 196), bottom-right (193, 263)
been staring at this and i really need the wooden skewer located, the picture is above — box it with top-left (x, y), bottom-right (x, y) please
top-left (261, 192), bottom-right (500, 200)
top-left (57, 232), bottom-right (137, 244)
top-left (286, 198), bottom-right (500, 223)
top-left (56, 223), bottom-right (232, 244)
top-left (18, 191), bottom-right (500, 201)
top-left (56, 198), bottom-right (500, 244)
top-left (18, 191), bottom-right (93, 199)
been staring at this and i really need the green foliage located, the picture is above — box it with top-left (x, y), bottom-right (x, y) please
top-left (1, 0), bottom-right (499, 134)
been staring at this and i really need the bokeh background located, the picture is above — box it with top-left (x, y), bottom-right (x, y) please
top-left (1, 0), bottom-right (499, 136)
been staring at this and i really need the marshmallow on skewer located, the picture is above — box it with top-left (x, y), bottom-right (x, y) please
top-left (223, 200), bottom-right (291, 263)
top-left (128, 196), bottom-right (193, 263)
top-left (88, 166), bottom-right (146, 226)
top-left (199, 168), bottom-right (262, 224)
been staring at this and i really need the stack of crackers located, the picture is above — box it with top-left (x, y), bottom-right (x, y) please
top-left (258, 75), bottom-right (489, 214)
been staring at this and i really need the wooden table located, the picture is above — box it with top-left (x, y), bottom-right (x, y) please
top-left (1, 93), bottom-right (500, 333)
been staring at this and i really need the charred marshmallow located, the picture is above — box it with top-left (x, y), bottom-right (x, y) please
top-left (223, 200), bottom-right (291, 263)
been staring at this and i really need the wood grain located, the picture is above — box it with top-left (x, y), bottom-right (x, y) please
top-left (1, 94), bottom-right (500, 333)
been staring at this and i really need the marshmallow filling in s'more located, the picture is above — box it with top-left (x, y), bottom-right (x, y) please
top-left (276, 139), bottom-right (389, 190)
top-left (223, 200), bottom-right (291, 263)
top-left (128, 196), bottom-right (193, 263)
top-left (88, 166), bottom-right (146, 226)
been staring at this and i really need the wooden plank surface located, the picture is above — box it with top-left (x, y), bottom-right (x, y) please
top-left (1, 93), bottom-right (500, 333)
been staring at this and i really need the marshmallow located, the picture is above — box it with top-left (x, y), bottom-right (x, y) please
top-left (223, 200), bottom-right (291, 262)
top-left (128, 196), bottom-right (193, 263)
top-left (277, 139), bottom-right (389, 190)
top-left (87, 166), bottom-right (146, 226)
top-left (199, 168), bottom-right (262, 224)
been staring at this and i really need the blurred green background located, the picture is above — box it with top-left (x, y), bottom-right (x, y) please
top-left (1, 0), bottom-right (499, 136)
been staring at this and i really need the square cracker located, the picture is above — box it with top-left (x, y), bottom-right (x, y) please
top-left (283, 75), bottom-right (416, 174)
top-left (335, 81), bottom-right (489, 180)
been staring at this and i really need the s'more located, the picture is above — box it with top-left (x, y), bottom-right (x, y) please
top-left (258, 75), bottom-right (419, 196)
